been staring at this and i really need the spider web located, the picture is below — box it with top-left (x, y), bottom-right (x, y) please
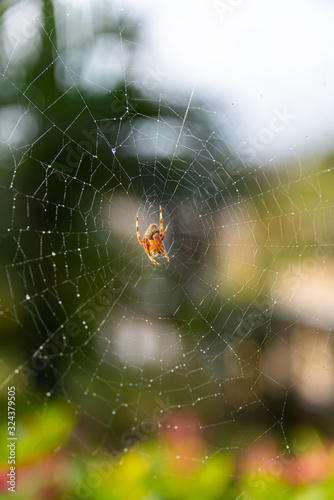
top-left (1, 0), bottom-right (334, 497)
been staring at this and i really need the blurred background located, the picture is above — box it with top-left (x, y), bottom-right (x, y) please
top-left (1, 0), bottom-right (334, 498)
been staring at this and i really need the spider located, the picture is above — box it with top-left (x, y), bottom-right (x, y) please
top-left (136, 206), bottom-right (169, 265)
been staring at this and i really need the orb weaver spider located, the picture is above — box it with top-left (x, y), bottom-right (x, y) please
top-left (136, 206), bottom-right (169, 266)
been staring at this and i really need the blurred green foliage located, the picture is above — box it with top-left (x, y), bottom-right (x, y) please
top-left (1, 400), bottom-right (334, 499)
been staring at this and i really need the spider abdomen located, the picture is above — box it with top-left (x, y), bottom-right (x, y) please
top-left (144, 223), bottom-right (159, 239)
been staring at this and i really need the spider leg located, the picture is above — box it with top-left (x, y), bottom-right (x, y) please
top-left (159, 205), bottom-right (163, 237)
top-left (161, 247), bottom-right (169, 262)
top-left (136, 213), bottom-right (144, 246)
top-left (147, 251), bottom-right (160, 266)
top-left (161, 224), bottom-right (168, 241)
top-left (159, 206), bottom-right (168, 241)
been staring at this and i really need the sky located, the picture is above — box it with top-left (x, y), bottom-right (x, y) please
top-left (115, 0), bottom-right (334, 162)
top-left (4, 0), bottom-right (334, 162)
